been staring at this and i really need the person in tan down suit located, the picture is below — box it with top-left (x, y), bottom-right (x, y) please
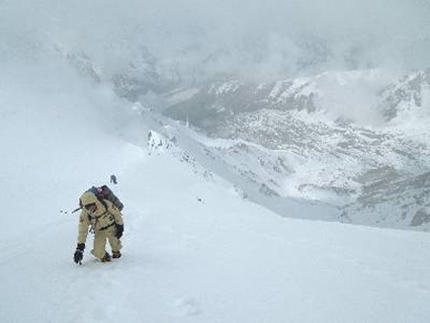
top-left (73, 191), bottom-right (124, 264)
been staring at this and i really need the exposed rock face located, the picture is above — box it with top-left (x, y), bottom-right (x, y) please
top-left (160, 70), bottom-right (430, 230)
top-left (380, 69), bottom-right (430, 121)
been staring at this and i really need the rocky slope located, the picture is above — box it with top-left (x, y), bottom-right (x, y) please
top-left (160, 69), bottom-right (430, 230)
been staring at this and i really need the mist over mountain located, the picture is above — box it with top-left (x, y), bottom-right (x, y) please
top-left (1, 0), bottom-right (429, 83)
top-left (4, 3), bottom-right (430, 322)
top-left (2, 0), bottom-right (430, 230)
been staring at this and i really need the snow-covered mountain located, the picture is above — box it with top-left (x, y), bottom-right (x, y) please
top-left (3, 2), bottom-right (430, 322)
top-left (160, 69), bottom-right (430, 230)
top-left (3, 58), bottom-right (430, 322)
top-left (381, 69), bottom-right (430, 122)
top-left (58, 48), bottom-right (427, 230)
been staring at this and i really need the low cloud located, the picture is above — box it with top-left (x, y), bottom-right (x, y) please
top-left (1, 0), bottom-right (429, 81)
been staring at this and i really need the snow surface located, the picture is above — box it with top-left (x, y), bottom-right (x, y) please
top-left (2, 56), bottom-right (430, 323)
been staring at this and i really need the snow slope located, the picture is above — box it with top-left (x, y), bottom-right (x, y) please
top-left (2, 58), bottom-right (430, 323)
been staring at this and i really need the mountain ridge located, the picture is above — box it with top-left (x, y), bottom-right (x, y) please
top-left (156, 69), bottom-right (430, 230)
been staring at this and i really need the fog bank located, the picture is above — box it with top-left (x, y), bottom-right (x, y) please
top-left (1, 0), bottom-right (429, 81)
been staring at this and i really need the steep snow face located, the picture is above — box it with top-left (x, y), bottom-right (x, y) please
top-left (3, 3), bottom-right (430, 321)
top-left (2, 75), bottom-right (430, 322)
top-left (2, 33), bottom-right (430, 322)
top-left (162, 69), bottom-right (430, 230)
top-left (0, 56), bottom-right (145, 240)
top-left (142, 120), bottom-right (338, 223)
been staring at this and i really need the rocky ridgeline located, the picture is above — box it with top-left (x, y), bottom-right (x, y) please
top-left (162, 70), bottom-right (430, 230)
top-left (380, 68), bottom-right (430, 121)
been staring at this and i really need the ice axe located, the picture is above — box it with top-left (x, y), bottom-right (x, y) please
top-left (60, 207), bottom-right (82, 215)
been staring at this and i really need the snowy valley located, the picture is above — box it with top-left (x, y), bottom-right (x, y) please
top-left (146, 69), bottom-right (430, 230)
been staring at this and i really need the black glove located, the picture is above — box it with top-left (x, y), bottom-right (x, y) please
top-left (73, 243), bottom-right (85, 264)
top-left (115, 224), bottom-right (124, 239)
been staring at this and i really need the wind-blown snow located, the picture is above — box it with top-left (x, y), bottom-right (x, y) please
top-left (1, 54), bottom-right (430, 323)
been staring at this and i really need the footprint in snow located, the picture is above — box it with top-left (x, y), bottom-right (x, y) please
top-left (172, 297), bottom-right (201, 316)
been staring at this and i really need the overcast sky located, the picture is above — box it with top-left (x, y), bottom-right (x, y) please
top-left (2, 0), bottom-right (429, 80)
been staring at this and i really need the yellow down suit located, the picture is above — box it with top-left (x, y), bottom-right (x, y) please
top-left (77, 191), bottom-right (124, 259)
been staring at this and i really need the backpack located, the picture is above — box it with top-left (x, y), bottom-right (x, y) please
top-left (82, 185), bottom-right (124, 211)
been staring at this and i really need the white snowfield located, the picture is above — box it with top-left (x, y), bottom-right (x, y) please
top-left (2, 145), bottom-right (430, 323)
top-left (1, 57), bottom-right (430, 323)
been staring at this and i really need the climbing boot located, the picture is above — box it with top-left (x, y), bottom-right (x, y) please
top-left (101, 253), bottom-right (111, 262)
top-left (112, 251), bottom-right (122, 259)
